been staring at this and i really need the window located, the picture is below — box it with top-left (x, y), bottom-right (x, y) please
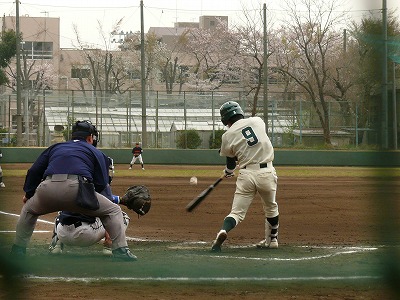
top-left (127, 69), bottom-right (140, 80)
top-left (22, 41), bottom-right (53, 59)
top-left (71, 67), bottom-right (91, 79)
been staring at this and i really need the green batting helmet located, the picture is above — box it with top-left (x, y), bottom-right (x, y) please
top-left (220, 101), bottom-right (244, 125)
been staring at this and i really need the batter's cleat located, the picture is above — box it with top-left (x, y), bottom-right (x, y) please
top-left (211, 230), bottom-right (227, 252)
top-left (129, 167), bottom-right (132, 170)
top-left (0, 182), bottom-right (5, 188)
top-left (112, 247), bottom-right (138, 261)
top-left (142, 168), bottom-right (145, 170)
top-left (10, 244), bottom-right (26, 257)
top-left (49, 235), bottom-right (64, 254)
top-left (256, 238), bottom-right (278, 249)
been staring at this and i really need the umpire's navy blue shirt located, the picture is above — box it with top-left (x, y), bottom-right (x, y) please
top-left (23, 139), bottom-right (112, 199)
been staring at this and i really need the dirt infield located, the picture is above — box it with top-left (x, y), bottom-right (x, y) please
top-left (1, 164), bottom-right (399, 299)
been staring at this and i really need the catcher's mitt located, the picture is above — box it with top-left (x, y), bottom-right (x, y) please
top-left (120, 185), bottom-right (151, 216)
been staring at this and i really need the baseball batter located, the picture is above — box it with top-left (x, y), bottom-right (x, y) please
top-left (129, 143), bottom-right (144, 170)
top-left (10, 120), bottom-right (137, 261)
top-left (211, 101), bottom-right (279, 252)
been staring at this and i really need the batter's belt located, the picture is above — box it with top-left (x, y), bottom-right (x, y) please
top-left (242, 162), bottom-right (273, 170)
top-left (60, 221), bottom-right (83, 228)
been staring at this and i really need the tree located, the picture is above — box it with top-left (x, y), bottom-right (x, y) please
top-left (272, 0), bottom-right (348, 145)
top-left (72, 20), bottom-right (137, 99)
top-left (4, 33), bottom-right (56, 141)
top-left (176, 129), bottom-right (202, 149)
top-left (122, 31), bottom-right (160, 92)
top-left (232, 6), bottom-right (274, 116)
top-left (185, 18), bottom-right (240, 93)
top-left (155, 31), bottom-right (191, 94)
top-left (0, 30), bottom-right (17, 86)
top-left (348, 12), bottom-right (400, 145)
top-left (209, 129), bottom-right (225, 149)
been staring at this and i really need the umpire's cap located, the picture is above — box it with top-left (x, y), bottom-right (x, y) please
top-left (220, 101), bottom-right (244, 125)
top-left (72, 120), bottom-right (99, 146)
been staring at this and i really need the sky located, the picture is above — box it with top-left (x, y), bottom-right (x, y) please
top-left (1, 0), bottom-right (398, 49)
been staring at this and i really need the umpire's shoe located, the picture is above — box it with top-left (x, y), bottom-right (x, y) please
top-left (10, 244), bottom-right (26, 257)
top-left (211, 230), bottom-right (227, 252)
top-left (112, 247), bottom-right (138, 261)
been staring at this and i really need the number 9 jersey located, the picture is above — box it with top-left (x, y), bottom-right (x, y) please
top-left (219, 116), bottom-right (274, 168)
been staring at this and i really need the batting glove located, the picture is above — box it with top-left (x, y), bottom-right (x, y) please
top-left (223, 168), bottom-right (235, 178)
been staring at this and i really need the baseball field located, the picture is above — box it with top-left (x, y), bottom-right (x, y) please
top-left (1, 163), bottom-right (400, 299)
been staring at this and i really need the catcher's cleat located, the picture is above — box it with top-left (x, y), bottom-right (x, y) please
top-left (102, 246), bottom-right (112, 256)
top-left (0, 182), bottom-right (5, 188)
top-left (211, 230), bottom-right (227, 252)
top-left (256, 238), bottom-right (278, 249)
top-left (49, 235), bottom-right (64, 254)
top-left (10, 244), bottom-right (26, 257)
top-left (112, 247), bottom-right (138, 261)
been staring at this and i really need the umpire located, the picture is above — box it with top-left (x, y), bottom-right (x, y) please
top-left (10, 120), bottom-right (137, 261)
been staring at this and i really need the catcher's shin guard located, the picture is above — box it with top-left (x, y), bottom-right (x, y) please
top-left (257, 216), bottom-right (279, 249)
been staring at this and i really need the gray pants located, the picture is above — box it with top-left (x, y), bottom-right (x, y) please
top-left (15, 176), bottom-right (128, 250)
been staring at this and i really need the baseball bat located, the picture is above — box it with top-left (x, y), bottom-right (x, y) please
top-left (186, 175), bottom-right (224, 212)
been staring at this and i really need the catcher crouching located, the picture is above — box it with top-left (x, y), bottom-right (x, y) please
top-left (49, 186), bottom-right (151, 257)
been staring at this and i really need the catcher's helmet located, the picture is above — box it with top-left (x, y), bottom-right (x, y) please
top-left (72, 120), bottom-right (99, 146)
top-left (220, 101), bottom-right (244, 125)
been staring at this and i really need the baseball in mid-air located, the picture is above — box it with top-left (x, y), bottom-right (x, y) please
top-left (189, 176), bottom-right (198, 185)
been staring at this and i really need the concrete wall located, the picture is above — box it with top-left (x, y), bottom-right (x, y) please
top-left (1, 148), bottom-right (399, 167)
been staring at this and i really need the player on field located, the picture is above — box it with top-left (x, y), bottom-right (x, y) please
top-left (129, 143), bottom-right (145, 170)
top-left (211, 101), bottom-right (280, 252)
top-left (10, 120), bottom-right (137, 261)
top-left (49, 210), bottom-right (130, 255)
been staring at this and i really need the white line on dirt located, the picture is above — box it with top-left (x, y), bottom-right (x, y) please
top-left (0, 210), bottom-right (54, 224)
top-left (0, 210), bottom-right (160, 241)
top-left (0, 210), bottom-right (380, 262)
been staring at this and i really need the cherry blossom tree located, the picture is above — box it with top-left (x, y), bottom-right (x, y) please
top-left (184, 19), bottom-right (240, 93)
top-left (72, 20), bottom-right (137, 99)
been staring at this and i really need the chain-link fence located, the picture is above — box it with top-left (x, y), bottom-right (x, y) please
top-left (0, 90), bottom-right (373, 148)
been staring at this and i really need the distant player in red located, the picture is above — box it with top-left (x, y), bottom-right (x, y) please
top-left (129, 143), bottom-right (144, 170)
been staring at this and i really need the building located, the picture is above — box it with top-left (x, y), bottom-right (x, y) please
top-left (0, 14), bottom-right (247, 148)
top-left (1, 14), bottom-right (324, 149)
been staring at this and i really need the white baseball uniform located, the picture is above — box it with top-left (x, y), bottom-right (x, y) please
top-left (55, 212), bottom-right (129, 248)
top-left (220, 116), bottom-right (279, 225)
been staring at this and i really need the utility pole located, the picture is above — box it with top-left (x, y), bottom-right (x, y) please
top-left (15, 0), bottom-right (23, 146)
top-left (140, 0), bottom-right (147, 147)
top-left (263, 3), bottom-right (269, 134)
top-left (393, 61), bottom-right (397, 150)
top-left (382, 0), bottom-right (388, 148)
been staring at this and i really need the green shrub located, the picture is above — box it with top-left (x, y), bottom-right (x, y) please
top-left (176, 129), bottom-right (202, 149)
top-left (209, 129), bottom-right (225, 149)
